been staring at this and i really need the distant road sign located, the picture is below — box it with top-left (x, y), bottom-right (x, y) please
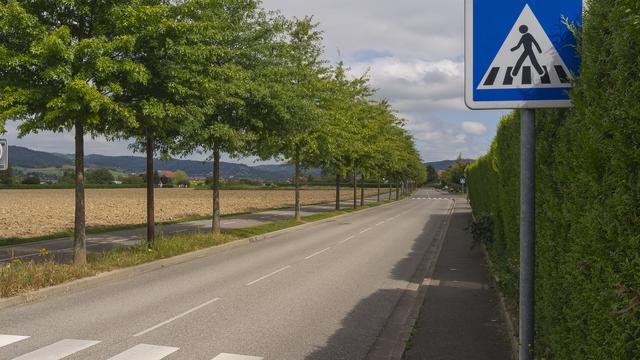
top-left (0, 139), bottom-right (7, 171)
top-left (465, 0), bottom-right (585, 109)
top-left (460, 178), bottom-right (466, 185)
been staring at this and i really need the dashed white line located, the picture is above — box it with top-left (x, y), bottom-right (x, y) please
top-left (375, 221), bottom-right (385, 226)
top-left (133, 298), bottom-right (220, 337)
top-left (222, 221), bottom-right (237, 225)
top-left (246, 265), bottom-right (291, 286)
top-left (304, 247), bottom-right (331, 260)
top-left (359, 227), bottom-right (372, 234)
top-left (339, 235), bottom-right (355, 244)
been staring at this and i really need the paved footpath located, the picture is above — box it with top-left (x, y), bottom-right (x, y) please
top-left (0, 192), bottom-right (396, 263)
top-left (403, 200), bottom-right (514, 360)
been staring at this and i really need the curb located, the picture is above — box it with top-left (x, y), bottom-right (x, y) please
top-left (366, 198), bottom-right (456, 360)
top-left (482, 245), bottom-right (519, 359)
top-left (0, 197), bottom-right (407, 312)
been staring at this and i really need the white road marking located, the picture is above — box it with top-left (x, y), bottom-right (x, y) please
top-left (211, 353), bottom-right (264, 360)
top-left (222, 221), bottom-right (236, 225)
top-left (339, 235), bottom-right (355, 244)
top-left (107, 344), bottom-right (180, 360)
top-left (246, 265), bottom-right (291, 286)
top-left (359, 227), bottom-right (372, 234)
top-left (304, 247), bottom-right (331, 260)
top-left (12, 339), bottom-right (100, 360)
top-left (134, 298), bottom-right (220, 337)
top-left (375, 221), bottom-right (385, 226)
top-left (0, 335), bottom-right (29, 348)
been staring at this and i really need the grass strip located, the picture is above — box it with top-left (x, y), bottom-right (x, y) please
top-left (0, 199), bottom-right (395, 298)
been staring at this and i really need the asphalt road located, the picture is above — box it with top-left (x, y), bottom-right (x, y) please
top-left (0, 194), bottom-right (393, 264)
top-left (0, 189), bottom-right (455, 360)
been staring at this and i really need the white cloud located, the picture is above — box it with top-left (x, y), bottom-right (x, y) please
top-left (349, 57), bottom-right (465, 113)
top-left (462, 121), bottom-right (488, 136)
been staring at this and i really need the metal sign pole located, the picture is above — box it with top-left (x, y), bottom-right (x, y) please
top-left (519, 109), bottom-right (536, 360)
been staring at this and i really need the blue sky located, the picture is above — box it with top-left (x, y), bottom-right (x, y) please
top-left (2, 0), bottom-right (508, 164)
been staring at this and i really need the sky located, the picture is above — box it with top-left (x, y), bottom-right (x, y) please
top-left (2, 0), bottom-right (507, 164)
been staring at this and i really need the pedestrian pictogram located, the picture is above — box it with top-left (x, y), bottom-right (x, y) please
top-left (477, 5), bottom-right (573, 91)
top-left (465, 0), bottom-right (584, 109)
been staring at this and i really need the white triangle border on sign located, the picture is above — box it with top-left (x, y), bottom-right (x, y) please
top-left (477, 4), bottom-right (573, 90)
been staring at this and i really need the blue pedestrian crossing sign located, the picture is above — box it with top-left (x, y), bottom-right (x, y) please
top-left (465, 0), bottom-right (584, 109)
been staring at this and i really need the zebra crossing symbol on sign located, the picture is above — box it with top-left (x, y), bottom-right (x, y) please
top-left (465, 0), bottom-right (585, 109)
top-left (478, 5), bottom-right (572, 90)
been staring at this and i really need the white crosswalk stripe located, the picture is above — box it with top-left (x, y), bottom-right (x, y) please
top-left (0, 335), bottom-right (29, 349)
top-left (1, 334), bottom-right (268, 360)
top-left (211, 354), bottom-right (264, 360)
top-left (107, 344), bottom-right (179, 360)
top-left (11, 339), bottom-right (100, 360)
top-left (480, 65), bottom-right (570, 89)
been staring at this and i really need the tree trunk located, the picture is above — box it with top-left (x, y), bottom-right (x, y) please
top-left (294, 148), bottom-right (302, 221)
top-left (360, 178), bottom-right (365, 207)
top-left (389, 179), bottom-right (392, 201)
top-left (353, 169), bottom-right (357, 209)
top-left (73, 121), bottom-right (87, 266)
top-left (335, 174), bottom-right (341, 211)
top-left (146, 134), bottom-right (155, 245)
top-left (377, 178), bottom-right (381, 202)
top-left (396, 181), bottom-right (400, 200)
top-left (212, 145), bottom-right (221, 234)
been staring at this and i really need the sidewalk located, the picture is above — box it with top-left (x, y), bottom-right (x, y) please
top-left (403, 200), bottom-right (514, 360)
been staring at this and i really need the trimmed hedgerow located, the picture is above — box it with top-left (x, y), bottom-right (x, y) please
top-left (467, 0), bottom-right (640, 358)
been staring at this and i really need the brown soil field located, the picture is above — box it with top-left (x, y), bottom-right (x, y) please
top-left (0, 188), bottom-right (383, 239)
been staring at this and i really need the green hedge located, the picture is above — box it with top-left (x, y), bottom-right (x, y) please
top-left (467, 1), bottom-right (640, 358)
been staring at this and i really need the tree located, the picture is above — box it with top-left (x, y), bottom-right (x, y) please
top-left (0, 0), bottom-right (147, 265)
top-left (174, 0), bottom-right (285, 233)
top-left (22, 176), bottom-right (40, 185)
top-left (121, 174), bottom-right (144, 185)
top-left (425, 165), bottom-right (438, 184)
top-left (319, 63), bottom-right (374, 210)
top-left (172, 170), bottom-right (189, 187)
top-left (254, 17), bottom-right (330, 220)
top-left (441, 155), bottom-right (470, 191)
top-left (87, 168), bottom-right (115, 184)
top-left (59, 168), bottom-right (75, 184)
top-left (110, 2), bottom-right (197, 244)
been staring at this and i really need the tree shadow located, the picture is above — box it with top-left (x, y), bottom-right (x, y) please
top-left (305, 212), bottom-right (448, 360)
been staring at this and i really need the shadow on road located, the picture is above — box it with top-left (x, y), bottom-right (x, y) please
top-left (305, 211), bottom-right (448, 360)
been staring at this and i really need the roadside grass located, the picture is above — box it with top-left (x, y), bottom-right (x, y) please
top-left (0, 198), bottom-right (399, 299)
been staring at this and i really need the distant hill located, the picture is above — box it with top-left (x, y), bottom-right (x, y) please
top-left (6, 146), bottom-right (314, 181)
top-left (426, 159), bottom-right (475, 171)
top-left (9, 146), bottom-right (73, 168)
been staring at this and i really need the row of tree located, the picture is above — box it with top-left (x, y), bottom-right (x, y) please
top-left (0, 0), bottom-right (427, 266)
